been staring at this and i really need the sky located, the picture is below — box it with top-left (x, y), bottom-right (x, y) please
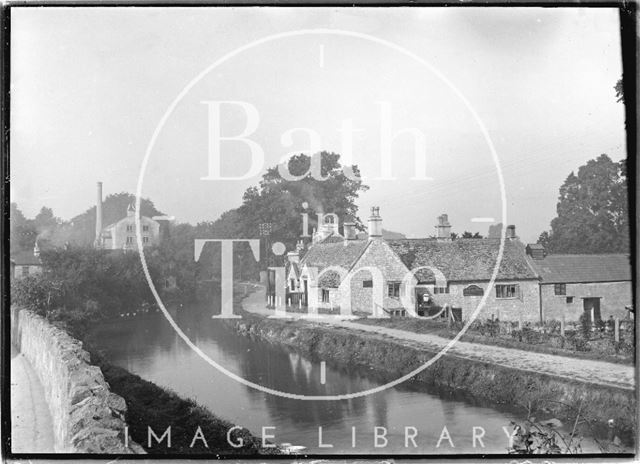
top-left (10, 7), bottom-right (626, 243)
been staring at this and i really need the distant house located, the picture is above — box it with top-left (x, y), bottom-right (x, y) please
top-left (528, 251), bottom-right (632, 322)
top-left (389, 224), bottom-right (541, 322)
top-left (94, 182), bottom-right (161, 250)
top-left (11, 244), bottom-right (43, 279)
top-left (100, 203), bottom-right (160, 250)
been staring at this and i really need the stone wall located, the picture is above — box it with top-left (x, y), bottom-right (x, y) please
top-left (11, 307), bottom-right (143, 453)
top-left (540, 281), bottom-right (633, 322)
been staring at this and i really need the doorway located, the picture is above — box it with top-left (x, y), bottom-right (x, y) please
top-left (583, 297), bottom-right (601, 323)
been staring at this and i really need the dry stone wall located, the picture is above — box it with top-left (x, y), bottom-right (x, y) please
top-left (11, 307), bottom-right (144, 453)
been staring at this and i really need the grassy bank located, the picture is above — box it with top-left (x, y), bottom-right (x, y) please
top-left (91, 353), bottom-right (278, 455)
top-left (354, 317), bottom-right (634, 365)
top-left (230, 312), bottom-right (636, 447)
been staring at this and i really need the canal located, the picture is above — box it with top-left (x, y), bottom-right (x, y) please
top-left (93, 304), bottom-right (578, 454)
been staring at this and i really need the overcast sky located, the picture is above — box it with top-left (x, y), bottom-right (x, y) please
top-left (11, 7), bottom-right (626, 243)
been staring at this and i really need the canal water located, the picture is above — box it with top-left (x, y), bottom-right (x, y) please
top-left (93, 304), bottom-right (577, 454)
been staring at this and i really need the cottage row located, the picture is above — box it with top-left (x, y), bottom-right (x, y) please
top-left (271, 208), bottom-right (633, 323)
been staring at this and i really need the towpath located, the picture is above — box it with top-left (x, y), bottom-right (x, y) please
top-left (10, 344), bottom-right (56, 453)
top-left (240, 285), bottom-right (635, 391)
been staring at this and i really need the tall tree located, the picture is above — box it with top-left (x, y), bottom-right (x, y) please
top-left (223, 151), bottom-right (368, 247)
top-left (10, 203), bottom-right (38, 252)
top-left (539, 154), bottom-right (628, 254)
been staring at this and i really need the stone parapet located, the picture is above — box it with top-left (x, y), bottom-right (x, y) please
top-left (11, 307), bottom-right (144, 453)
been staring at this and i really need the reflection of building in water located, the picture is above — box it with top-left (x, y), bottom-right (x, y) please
top-left (299, 357), bottom-right (312, 383)
top-left (288, 352), bottom-right (301, 375)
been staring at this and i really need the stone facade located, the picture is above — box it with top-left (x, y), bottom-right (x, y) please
top-left (428, 280), bottom-right (541, 322)
top-left (101, 207), bottom-right (160, 250)
top-left (342, 239), bottom-right (417, 316)
top-left (540, 281), bottom-right (633, 322)
top-left (12, 263), bottom-right (42, 279)
top-left (11, 307), bottom-right (143, 453)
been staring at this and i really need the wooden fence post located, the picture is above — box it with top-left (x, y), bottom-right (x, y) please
top-left (561, 315), bottom-right (565, 337)
top-left (615, 317), bottom-right (620, 343)
top-left (518, 315), bottom-right (522, 331)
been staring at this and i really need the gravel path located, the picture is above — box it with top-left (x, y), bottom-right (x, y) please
top-left (10, 345), bottom-right (56, 453)
top-left (241, 285), bottom-right (635, 391)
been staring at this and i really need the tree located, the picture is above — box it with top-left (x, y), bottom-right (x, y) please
top-left (210, 152), bottom-right (369, 272)
top-left (10, 203), bottom-right (38, 252)
top-left (461, 231), bottom-right (483, 239)
top-left (49, 193), bottom-right (164, 247)
top-left (539, 154), bottom-right (629, 254)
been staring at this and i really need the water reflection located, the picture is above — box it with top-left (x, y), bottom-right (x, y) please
top-left (95, 305), bottom-right (533, 454)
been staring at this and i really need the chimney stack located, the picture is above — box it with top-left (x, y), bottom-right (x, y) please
top-left (343, 222), bottom-right (357, 241)
top-left (506, 225), bottom-right (517, 240)
top-left (435, 214), bottom-right (452, 240)
top-left (368, 207), bottom-right (383, 239)
top-left (95, 182), bottom-right (103, 247)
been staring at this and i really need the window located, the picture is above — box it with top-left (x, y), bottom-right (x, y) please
top-left (143, 236), bottom-right (149, 244)
top-left (321, 289), bottom-right (330, 303)
top-left (554, 284), bottom-right (566, 296)
top-left (362, 280), bottom-right (373, 288)
top-left (290, 279), bottom-right (296, 289)
top-left (21, 266), bottom-right (29, 277)
top-left (388, 282), bottom-right (401, 298)
top-left (463, 285), bottom-right (484, 297)
top-left (496, 284), bottom-right (519, 299)
top-left (433, 286), bottom-right (449, 294)
top-left (143, 225), bottom-right (149, 232)
top-left (566, 296), bottom-right (574, 304)
top-left (126, 225), bottom-right (133, 232)
top-left (126, 236), bottom-right (134, 244)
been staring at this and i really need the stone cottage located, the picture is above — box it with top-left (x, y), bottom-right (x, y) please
top-left (289, 208), bottom-right (417, 316)
top-left (527, 248), bottom-right (633, 322)
top-left (11, 243), bottom-right (43, 280)
top-left (388, 224), bottom-right (541, 322)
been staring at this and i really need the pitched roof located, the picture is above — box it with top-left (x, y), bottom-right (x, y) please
top-left (300, 239), bottom-right (371, 287)
top-left (287, 262), bottom-right (300, 279)
top-left (388, 238), bottom-right (538, 283)
top-left (11, 251), bottom-right (42, 266)
top-left (530, 254), bottom-right (631, 284)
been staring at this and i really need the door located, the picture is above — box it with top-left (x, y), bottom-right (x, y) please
top-left (583, 297), bottom-right (601, 323)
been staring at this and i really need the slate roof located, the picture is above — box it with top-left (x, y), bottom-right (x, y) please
top-left (530, 254), bottom-right (631, 284)
top-left (11, 251), bottom-right (42, 266)
top-left (300, 239), bottom-right (371, 287)
top-left (388, 238), bottom-right (539, 283)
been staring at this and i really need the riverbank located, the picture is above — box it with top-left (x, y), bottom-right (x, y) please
top-left (91, 354), bottom-right (280, 455)
top-left (233, 292), bottom-right (636, 448)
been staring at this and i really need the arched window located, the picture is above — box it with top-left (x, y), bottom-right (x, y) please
top-left (463, 285), bottom-right (484, 297)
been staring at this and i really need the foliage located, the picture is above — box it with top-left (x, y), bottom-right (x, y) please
top-left (11, 274), bottom-right (65, 316)
top-left (95, 358), bottom-right (278, 455)
top-left (538, 154), bottom-right (629, 254)
top-left (10, 203), bottom-right (58, 252)
top-left (202, 151), bottom-right (369, 272)
top-left (229, 152), bottom-right (367, 244)
top-left (461, 231), bottom-right (483, 239)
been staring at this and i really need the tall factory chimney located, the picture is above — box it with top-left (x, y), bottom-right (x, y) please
top-left (95, 182), bottom-right (103, 247)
